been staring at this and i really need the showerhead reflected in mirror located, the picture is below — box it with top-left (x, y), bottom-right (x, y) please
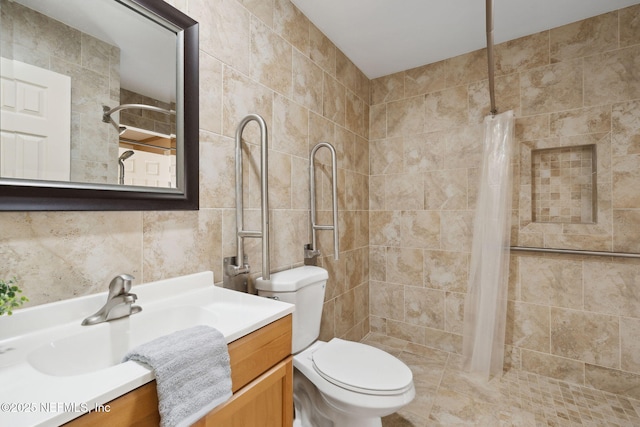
top-left (104, 103), bottom-right (177, 187)
top-left (0, 0), bottom-right (196, 200)
top-left (117, 125), bottom-right (177, 188)
top-left (118, 150), bottom-right (135, 185)
top-left (119, 150), bottom-right (135, 161)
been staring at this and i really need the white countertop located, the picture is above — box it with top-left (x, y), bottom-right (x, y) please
top-left (0, 272), bottom-right (294, 427)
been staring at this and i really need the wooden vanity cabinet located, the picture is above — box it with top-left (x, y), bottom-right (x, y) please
top-left (65, 314), bottom-right (293, 427)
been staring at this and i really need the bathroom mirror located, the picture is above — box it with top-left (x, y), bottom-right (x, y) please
top-left (0, 0), bottom-right (199, 210)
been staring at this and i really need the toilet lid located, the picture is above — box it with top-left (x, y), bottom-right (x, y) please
top-left (311, 338), bottom-right (413, 395)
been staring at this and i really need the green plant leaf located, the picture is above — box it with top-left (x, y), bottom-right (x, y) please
top-left (0, 277), bottom-right (27, 316)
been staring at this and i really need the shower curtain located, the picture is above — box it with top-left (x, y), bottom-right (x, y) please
top-left (462, 110), bottom-right (514, 381)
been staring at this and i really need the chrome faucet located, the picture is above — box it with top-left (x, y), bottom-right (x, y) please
top-left (81, 274), bottom-right (142, 326)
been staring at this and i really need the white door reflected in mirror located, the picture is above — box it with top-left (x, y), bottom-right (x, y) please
top-left (0, 58), bottom-right (71, 181)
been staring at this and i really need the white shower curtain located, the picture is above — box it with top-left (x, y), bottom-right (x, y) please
top-left (462, 110), bottom-right (515, 381)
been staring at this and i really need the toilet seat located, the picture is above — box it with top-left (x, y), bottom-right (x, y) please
top-left (311, 338), bottom-right (413, 396)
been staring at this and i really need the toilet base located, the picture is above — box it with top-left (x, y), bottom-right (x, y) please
top-left (294, 369), bottom-right (382, 427)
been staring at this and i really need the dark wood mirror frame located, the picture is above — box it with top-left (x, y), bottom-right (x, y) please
top-left (0, 0), bottom-right (199, 211)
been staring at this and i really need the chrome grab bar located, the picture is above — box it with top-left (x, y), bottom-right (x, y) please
top-left (227, 114), bottom-right (270, 281)
top-left (306, 142), bottom-right (339, 261)
top-left (510, 246), bottom-right (640, 259)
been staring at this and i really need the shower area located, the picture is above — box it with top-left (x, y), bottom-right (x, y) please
top-left (363, 3), bottom-right (640, 425)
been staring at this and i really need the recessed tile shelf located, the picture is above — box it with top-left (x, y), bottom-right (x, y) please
top-left (531, 144), bottom-right (597, 224)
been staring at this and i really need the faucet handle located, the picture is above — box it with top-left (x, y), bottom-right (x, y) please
top-left (108, 274), bottom-right (135, 298)
top-left (123, 293), bottom-right (137, 303)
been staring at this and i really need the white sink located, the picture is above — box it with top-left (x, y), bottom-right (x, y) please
top-left (27, 306), bottom-right (218, 376)
top-left (0, 271), bottom-right (294, 427)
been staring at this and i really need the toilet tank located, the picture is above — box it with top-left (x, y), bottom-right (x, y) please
top-left (255, 266), bottom-right (328, 353)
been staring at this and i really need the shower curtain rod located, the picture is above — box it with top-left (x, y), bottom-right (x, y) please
top-left (102, 104), bottom-right (176, 121)
top-left (102, 103), bottom-right (176, 135)
top-left (486, 0), bottom-right (497, 115)
top-left (510, 246), bottom-right (640, 259)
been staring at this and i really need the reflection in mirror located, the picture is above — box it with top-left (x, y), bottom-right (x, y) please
top-left (104, 102), bottom-right (177, 188)
top-left (0, 0), bottom-right (199, 210)
top-left (0, 0), bottom-right (177, 188)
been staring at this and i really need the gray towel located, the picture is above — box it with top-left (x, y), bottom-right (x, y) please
top-left (123, 325), bottom-right (232, 427)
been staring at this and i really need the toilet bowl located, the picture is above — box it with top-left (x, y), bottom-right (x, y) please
top-left (256, 266), bottom-right (415, 427)
top-left (294, 340), bottom-right (415, 426)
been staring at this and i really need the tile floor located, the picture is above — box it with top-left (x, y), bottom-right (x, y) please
top-left (361, 333), bottom-right (640, 427)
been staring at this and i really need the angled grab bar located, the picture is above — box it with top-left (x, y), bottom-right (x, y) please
top-left (305, 142), bottom-right (339, 261)
top-left (226, 114), bottom-right (270, 283)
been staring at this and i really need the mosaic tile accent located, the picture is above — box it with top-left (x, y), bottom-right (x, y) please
top-left (498, 370), bottom-right (640, 427)
top-left (362, 334), bottom-right (640, 427)
top-left (531, 145), bottom-right (596, 224)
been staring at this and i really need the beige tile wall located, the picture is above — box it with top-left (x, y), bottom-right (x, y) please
top-left (369, 5), bottom-right (640, 399)
top-left (0, 0), bottom-right (370, 342)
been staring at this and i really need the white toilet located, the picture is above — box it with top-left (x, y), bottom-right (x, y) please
top-left (256, 266), bottom-right (415, 427)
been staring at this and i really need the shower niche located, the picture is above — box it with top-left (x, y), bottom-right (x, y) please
top-left (518, 134), bottom-right (612, 251)
top-left (531, 145), bottom-right (597, 224)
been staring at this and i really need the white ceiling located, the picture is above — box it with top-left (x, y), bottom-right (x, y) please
top-left (291, 0), bottom-right (640, 79)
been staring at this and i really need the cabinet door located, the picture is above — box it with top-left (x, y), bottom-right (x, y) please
top-left (196, 356), bottom-right (293, 427)
top-left (64, 316), bottom-right (293, 427)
